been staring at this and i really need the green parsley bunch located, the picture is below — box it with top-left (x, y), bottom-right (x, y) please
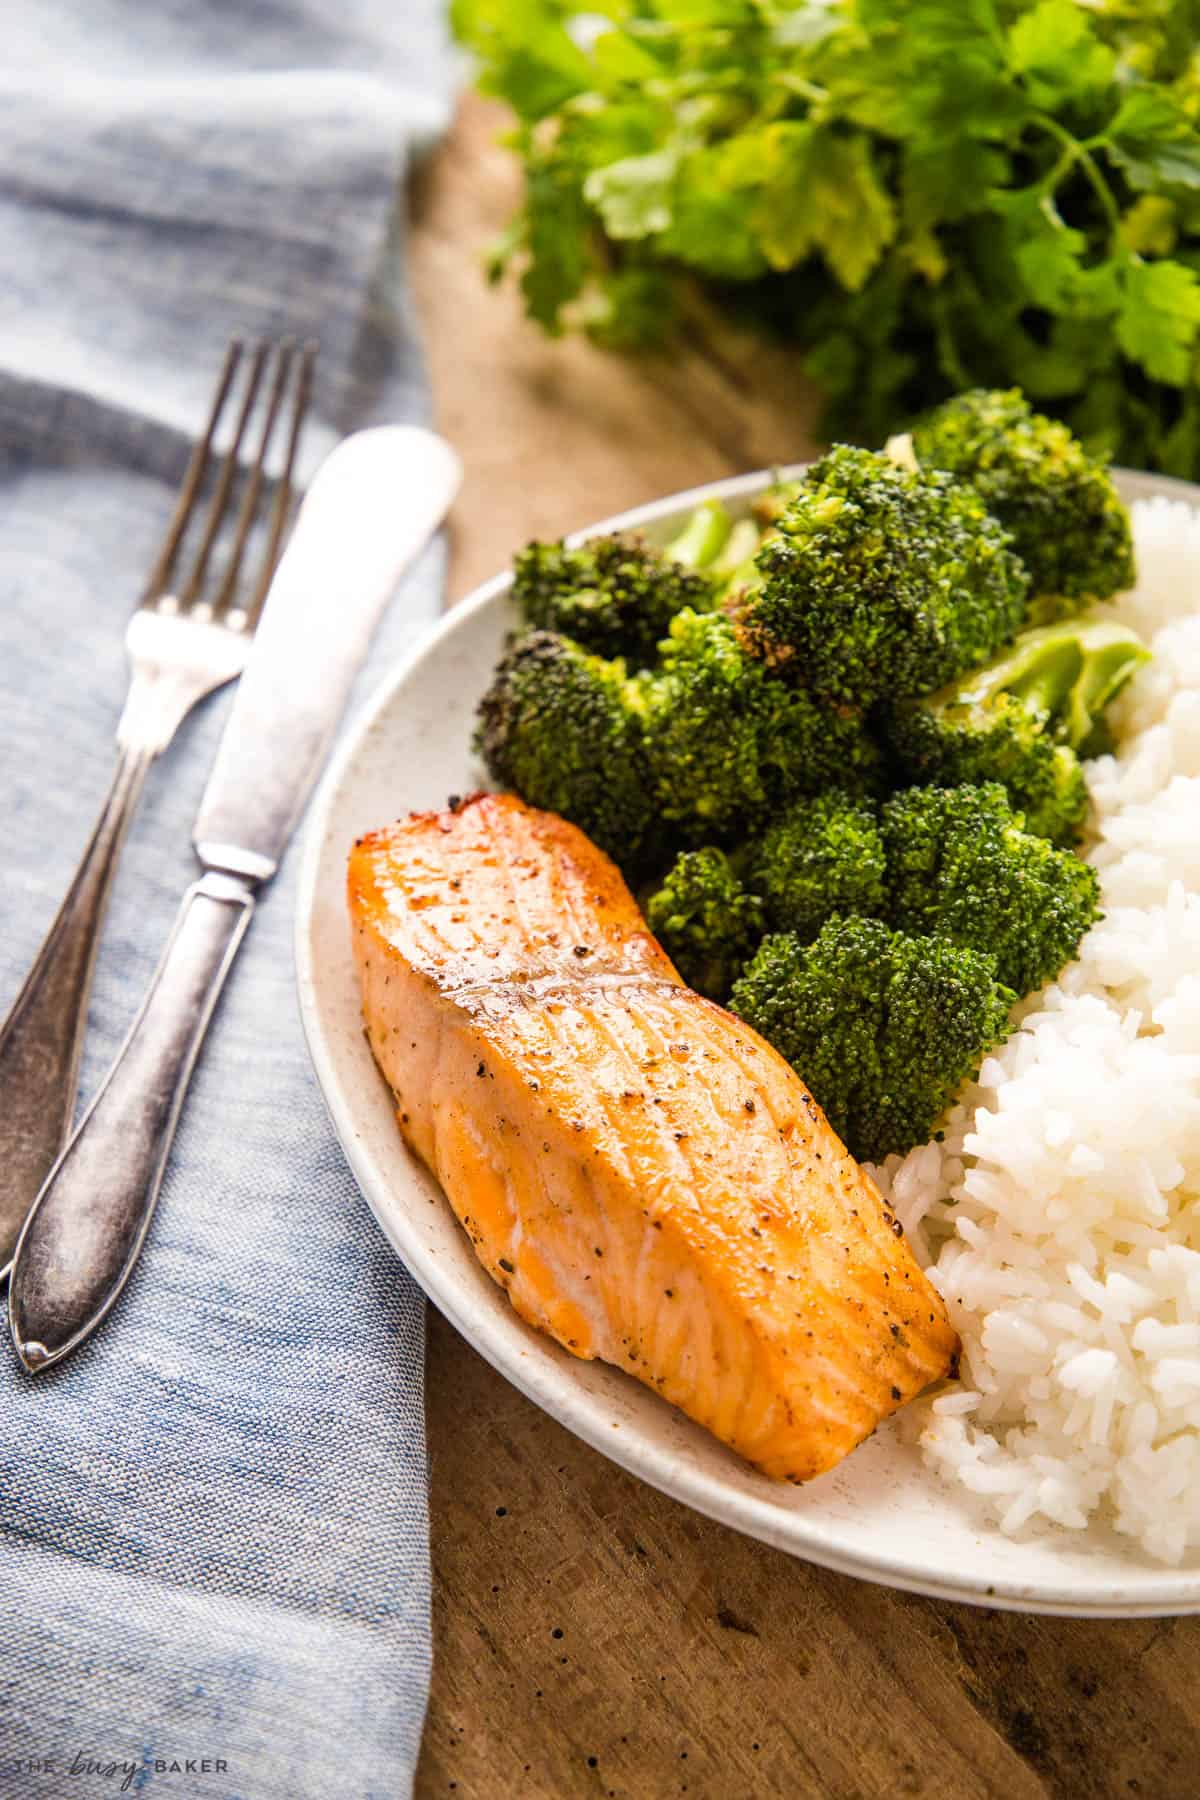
top-left (453, 0), bottom-right (1200, 476)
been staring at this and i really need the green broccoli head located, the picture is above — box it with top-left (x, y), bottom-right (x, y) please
top-left (881, 783), bottom-right (1101, 995)
top-left (645, 847), bottom-right (765, 1001)
top-left (887, 692), bottom-right (1086, 846)
top-left (748, 791), bottom-right (886, 940)
top-left (510, 532), bottom-right (716, 667)
top-left (730, 916), bottom-right (1015, 1164)
top-left (639, 608), bottom-right (884, 843)
top-left (743, 446), bottom-right (1029, 708)
top-left (884, 619), bottom-right (1149, 844)
top-left (910, 388), bottom-right (1135, 614)
top-left (474, 629), bottom-right (654, 867)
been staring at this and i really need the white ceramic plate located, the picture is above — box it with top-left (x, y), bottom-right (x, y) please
top-left (296, 465), bottom-right (1200, 1616)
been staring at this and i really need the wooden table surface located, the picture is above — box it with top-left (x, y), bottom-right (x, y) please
top-left (406, 96), bottom-right (1199, 1800)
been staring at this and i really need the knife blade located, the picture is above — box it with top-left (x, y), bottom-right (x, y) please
top-left (194, 424), bottom-right (460, 881)
top-left (9, 425), bottom-right (460, 1370)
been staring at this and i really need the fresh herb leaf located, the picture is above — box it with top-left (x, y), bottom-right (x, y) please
top-left (1115, 259), bottom-right (1200, 384)
top-left (1104, 86), bottom-right (1200, 191)
top-left (454, 0), bottom-right (1200, 476)
top-left (585, 151), bottom-right (679, 240)
top-left (809, 131), bottom-right (896, 290)
top-left (521, 156), bottom-right (592, 331)
top-left (1007, 0), bottom-right (1115, 110)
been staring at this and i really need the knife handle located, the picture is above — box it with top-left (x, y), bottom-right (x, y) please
top-left (8, 871), bottom-right (254, 1371)
top-left (0, 746), bottom-right (154, 1280)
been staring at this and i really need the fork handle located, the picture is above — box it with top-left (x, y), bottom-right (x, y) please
top-left (8, 871), bottom-right (254, 1369)
top-left (0, 745), bottom-right (154, 1278)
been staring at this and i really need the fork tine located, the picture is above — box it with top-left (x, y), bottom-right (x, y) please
top-left (242, 340), bottom-right (317, 629)
top-left (177, 341), bottom-right (269, 609)
top-left (209, 341), bottom-right (295, 617)
top-left (142, 339), bottom-right (243, 600)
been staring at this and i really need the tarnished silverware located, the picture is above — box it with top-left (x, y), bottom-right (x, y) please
top-left (9, 423), bottom-right (460, 1370)
top-left (0, 339), bottom-right (313, 1277)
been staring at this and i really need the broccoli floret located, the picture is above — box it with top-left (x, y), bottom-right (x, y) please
top-left (748, 792), bottom-right (886, 940)
top-left (881, 783), bottom-right (1101, 995)
top-left (884, 619), bottom-right (1149, 843)
top-left (910, 389), bottom-right (1135, 615)
top-left (477, 610), bottom-right (885, 866)
top-left (890, 691), bottom-right (1086, 847)
top-left (474, 630), bottom-right (654, 866)
top-left (510, 529), bottom-right (715, 667)
top-left (743, 446), bottom-right (1029, 707)
top-left (730, 916), bottom-right (1015, 1163)
top-left (639, 609), bottom-right (883, 843)
top-left (645, 847), bottom-right (764, 1001)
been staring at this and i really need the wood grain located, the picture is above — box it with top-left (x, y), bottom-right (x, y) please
top-left (407, 93), bottom-right (1200, 1800)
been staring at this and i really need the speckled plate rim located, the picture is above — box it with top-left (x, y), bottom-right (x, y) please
top-left (296, 462), bottom-right (1200, 1617)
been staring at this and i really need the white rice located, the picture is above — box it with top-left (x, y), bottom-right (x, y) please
top-left (869, 496), bottom-right (1200, 1565)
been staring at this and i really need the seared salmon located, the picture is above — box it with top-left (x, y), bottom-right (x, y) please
top-left (348, 793), bottom-right (957, 1481)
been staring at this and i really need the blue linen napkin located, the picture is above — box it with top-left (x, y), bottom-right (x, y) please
top-left (0, 7), bottom-right (454, 1795)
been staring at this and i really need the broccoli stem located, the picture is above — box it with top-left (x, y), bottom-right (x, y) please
top-left (953, 620), bottom-right (1148, 750)
top-left (711, 517), bottom-right (766, 595)
top-left (1069, 621), bottom-right (1153, 753)
top-left (1002, 642), bottom-right (1082, 719)
top-left (951, 625), bottom-right (1077, 713)
top-left (664, 500), bottom-right (732, 569)
top-left (713, 516), bottom-right (760, 574)
top-left (751, 480), bottom-right (802, 529)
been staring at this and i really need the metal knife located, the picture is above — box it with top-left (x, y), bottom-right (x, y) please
top-left (8, 424), bottom-right (461, 1371)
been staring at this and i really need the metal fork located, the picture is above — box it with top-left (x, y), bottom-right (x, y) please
top-left (0, 338), bottom-right (315, 1277)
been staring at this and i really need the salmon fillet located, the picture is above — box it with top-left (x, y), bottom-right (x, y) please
top-left (348, 793), bottom-right (958, 1482)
